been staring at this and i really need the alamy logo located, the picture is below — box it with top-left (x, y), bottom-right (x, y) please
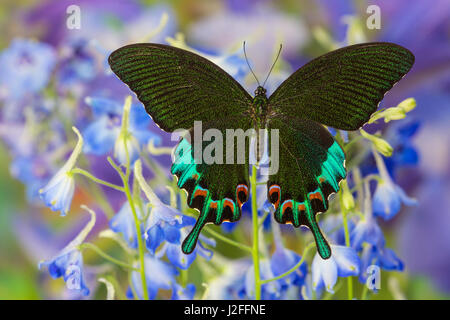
top-left (171, 121), bottom-right (280, 175)
top-left (66, 5), bottom-right (81, 30)
top-left (366, 265), bottom-right (381, 290)
top-left (366, 5), bottom-right (381, 30)
top-left (65, 265), bottom-right (81, 290)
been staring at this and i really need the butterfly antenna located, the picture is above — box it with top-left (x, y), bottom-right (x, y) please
top-left (243, 41), bottom-right (260, 86)
top-left (262, 44), bottom-right (283, 87)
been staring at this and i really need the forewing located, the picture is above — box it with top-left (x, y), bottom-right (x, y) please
top-left (267, 116), bottom-right (346, 259)
top-left (109, 43), bottom-right (252, 132)
top-left (268, 42), bottom-right (414, 130)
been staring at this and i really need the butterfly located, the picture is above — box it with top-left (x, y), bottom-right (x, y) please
top-left (108, 42), bottom-right (414, 259)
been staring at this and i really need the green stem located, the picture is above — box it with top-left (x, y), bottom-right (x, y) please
top-left (128, 270), bottom-right (139, 300)
top-left (258, 210), bottom-right (271, 229)
top-left (361, 253), bottom-right (375, 300)
top-left (343, 135), bottom-right (363, 152)
top-left (339, 191), bottom-right (353, 300)
top-left (123, 131), bottom-right (149, 300)
top-left (261, 242), bottom-right (315, 284)
top-left (361, 282), bottom-right (370, 300)
top-left (251, 165), bottom-right (261, 300)
top-left (108, 124), bottom-right (150, 301)
top-left (123, 173), bottom-right (149, 300)
top-left (107, 156), bottom-right (125, 179)
top-left (79, 243), bottom-right (138, 271)
top-left (105, 275), bottom-right (128, 300)
top-left (72, 168), bottom-right (124, 192)
top-left (349, 174), bottom-right (382, 193)
top-left (180, 269), bottom-right (188, 287)
top-left (204, 228), bottom-right (252, 253)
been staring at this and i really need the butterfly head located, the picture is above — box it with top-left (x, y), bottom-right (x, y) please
top-left (254, 86), bottom-right (267, 97)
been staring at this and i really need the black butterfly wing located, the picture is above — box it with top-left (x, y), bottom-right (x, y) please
top-left (268, 42), bottom-right (415, 130)
top-left (267, 116), bottom-right (346, 259)
top-left (109, 44), bottom-right (254, 253)
top-left (171, 117), bottom-right (252, 254)
top-left (108, 43), bottom-right (252, 132)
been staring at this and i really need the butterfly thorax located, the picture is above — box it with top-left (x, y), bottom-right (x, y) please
top-left (252, 86), bottom-right (268, 127)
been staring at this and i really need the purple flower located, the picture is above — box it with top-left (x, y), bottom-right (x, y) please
top-left (384, 121), bottom-right (420, 175)
top-left (351, 218), bottom-right (385, 252)
top-left (359, 245), bottom-right (404, 284)
top-left (373, 182), bottom-right (417, 220)
top-left (171, 283), bottom-right (196, 300)
top-left (39, 206), bottom-right (96, 296)
top-left (144, 197), bottom-right (184, 255)
top-left (0, 38), bottom-right (56, 100)
top-left (225, 0), bottom-right (271, 13)
top-left (320, 214), bottom-right (355, 246)
top-left (159, 217), bottom-right (216, 270)
top-left (25, 0), bottom-right (143, 45)
top-left (41, 249), bottom-right (90, 296)
top-left (197, 48), bottom-right (248, 84)
top-left (146, 219), bottom-right (183, 255)
top-left (312, 245), bottom-right (360, 293)
top-left (127, 254), bottom-right (179, 300)
top-left (57, 38), bottom-right (97, 89)
top-left (39, 127), bottom-right (83, 216)
top-left (351, 181), bottom-right (386, 251)
top-left (109, 201), bottom-right (143, 249)
top-left (10, 155), bottom-right (51, 201)
top-left (372, 150), bottom-right (417, 220)
top-left (270, 222), bottom-right (308, 290)
top-left (39, 169), bottom-right (75, 217)
top-left (83, 96), bottom-right (161, 164)
top-left (207, 259), bottom-right (251, 299)
top-left (245, 259), bottom-right (281, 299)
top-left (188, 4), bottom-right (308, 92)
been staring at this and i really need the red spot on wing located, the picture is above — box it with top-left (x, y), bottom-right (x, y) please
top-left (210, 201), bottom-right (218, 209)
top-left (309, 191), bottom-right (323, 202)
top-left (281, 201), bottom-right (293, 214)
top-left (269, 185), bottom-right (281, 210)
top-left (223, 199), bottom-right (235, 214)
top-left (236, 184), bottom-right (249, 207)
top-left (193, 188), bottom-right (208, 199)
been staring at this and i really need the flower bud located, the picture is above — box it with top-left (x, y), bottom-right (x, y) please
top-left (397, 97), bottom-right (416, 113)
top-left (341, 180), bottom-right (355, 210)
top-left (360, 129), bottom-right (393, 157)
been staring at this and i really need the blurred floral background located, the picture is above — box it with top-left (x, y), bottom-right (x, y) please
top-left (0, 0), bottom-right (449, 300)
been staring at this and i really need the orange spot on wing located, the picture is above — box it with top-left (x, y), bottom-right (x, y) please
top-left (223, 199), bottom-right (235, 213)
top-left (282, 201), bottom-right (293, 213)
top-left (236, 184), bottom-right (248, 207)
top-left (269, 185), bottom-right (281, 210)
top-left (309, 191), bottom-right (323, 202)
top-left (210, 201), bottom-right (218, 209)
top-left (193, 188), bottom-right (208, 199)
top-left (298, 203), bottom-right (306, 212)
